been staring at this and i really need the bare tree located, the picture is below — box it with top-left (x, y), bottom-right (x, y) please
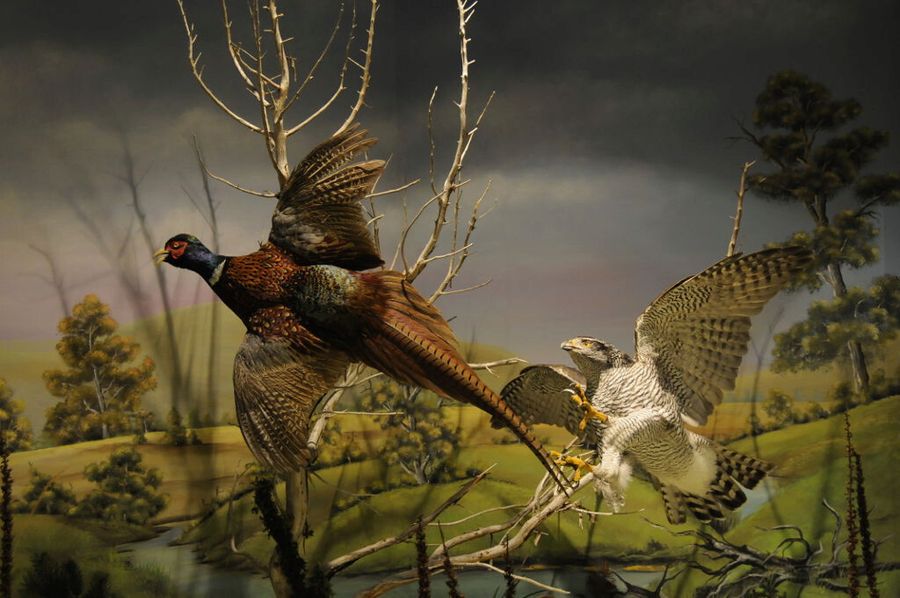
top-left (117, 135), bottom-right (186, 408)
top-left (647, 500), bottom-right (899, 597)
top-left (175, 1), bottom-right (610, 595)
top-left (183, 137), bottom-right (223, 421)
top-left (28, 244), bottom-right (71, 317)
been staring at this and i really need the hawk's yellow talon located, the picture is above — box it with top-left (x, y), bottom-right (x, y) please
top-left (551, 453), bottom-right (593, 482)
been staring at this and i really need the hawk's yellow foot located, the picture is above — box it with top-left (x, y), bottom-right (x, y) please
top-left (550, 451), bottom-right (593, 482)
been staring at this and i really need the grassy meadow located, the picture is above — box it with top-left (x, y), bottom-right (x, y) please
top-left (3, 300), bottom-right (899, 595)
top-left (6, 393), bottom-right (900, 595)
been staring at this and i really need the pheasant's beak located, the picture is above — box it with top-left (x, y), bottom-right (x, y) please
top-left (153, 248), bottom-right (169, 266)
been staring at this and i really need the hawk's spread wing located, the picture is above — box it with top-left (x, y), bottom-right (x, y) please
top-left (497, 365), bottom-right (588, 436)
top-left (269, 124), bottom-right (385, 270)
top-left (233, 332), bottom-right (349, 472)
top-left (634, 247), bottom-right (812, 425)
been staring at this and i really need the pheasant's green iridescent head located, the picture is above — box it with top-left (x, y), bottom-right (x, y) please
top-left (155, 233), bottom-right (223, 282)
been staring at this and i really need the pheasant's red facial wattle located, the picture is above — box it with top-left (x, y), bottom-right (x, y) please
top-left (166, 241), bottom-right (187, 260)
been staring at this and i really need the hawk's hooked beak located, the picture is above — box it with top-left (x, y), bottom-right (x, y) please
top-left (153, 248), bottom-right (169, 266)
top-left (561, 339), bottom-right (580, 352)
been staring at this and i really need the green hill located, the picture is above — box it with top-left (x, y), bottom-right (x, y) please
top-left (179, 397), bottom-right (900, 595)
top-left (7, 395), bottom-right (899, 593)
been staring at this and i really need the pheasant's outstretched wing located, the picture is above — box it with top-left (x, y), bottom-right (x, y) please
top-left (496, 365), bottom-right (587, 436)
top-left (269, 124), bottom-right (385, 270)
top-left (634, 247), bottom-right (812, 426)
top-left (233, 317), bottom-right (349, 472)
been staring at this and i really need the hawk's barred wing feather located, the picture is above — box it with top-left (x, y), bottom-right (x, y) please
top-left (269, 124), bottom-right (385, 270)
top-left (634, 246), bottom-right (813, 425)
top-left (497, 365), bottom-right (588, 436)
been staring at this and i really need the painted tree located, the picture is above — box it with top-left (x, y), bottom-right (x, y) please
top-left (16, 468), bottom-right (77, 516)
top-left (762, 389), bottom-right (795, 427)
top-left (0, 377), bottom-right (32, 452)
top-left (43, 295), bottom-right (157, 444)
top-left (73, 447), bottom-right (166, 525)
top-left (739, 71), bottom-right (900, 395)
top-left (772, 275), bottom-right (900, 388)
top-left (357, 380), bottom-right (460, 485)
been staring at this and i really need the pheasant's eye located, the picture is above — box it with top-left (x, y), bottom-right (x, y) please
top-left (167, 241), bottom-right (187, 259)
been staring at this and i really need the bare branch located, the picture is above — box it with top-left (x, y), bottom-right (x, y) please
top-left (284, 2), bottom-right (345, 113)
top-left (177, 0), bottom-right (263, 133)
top-left (456, 561), bottom-right (570, 595)
top-left (727, 160), bottom-right (754, 257)
top-left (325, 466), bottom-right (494, 576)
top-left (204, 165), bottom-right (278, 198)
top-left (428, 503), bottom-right (528, 527)
top-left (430, 180), bottom-right (490, 302)
top-left (404, 0), bottom-right (475, 283)
top-left (367, 178), bottom-right (421, 199)
top-left (286, 2), bottom-right (357, 137)
top-left (335, 0), bottom-right (378, 136)
top-left (220, 0), bottom-right (273, 104)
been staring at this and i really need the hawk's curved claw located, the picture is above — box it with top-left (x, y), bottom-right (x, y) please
top-left (565, 387), bottom-right (609, 430)
top-left (550, 450), bottom-right (593, 482)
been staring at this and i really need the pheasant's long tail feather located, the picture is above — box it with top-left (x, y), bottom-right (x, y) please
top-left (715, 445), bottom-right (773, 489)
top-left (354, 272), bottom-right (570, 492)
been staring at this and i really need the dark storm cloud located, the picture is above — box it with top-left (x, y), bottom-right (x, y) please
top-left (1, 1), bottom-right (897, 355)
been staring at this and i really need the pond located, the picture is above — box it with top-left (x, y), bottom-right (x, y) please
top-left (119, 480), bottom-right (777, 597)
top-left (119, 528), bottom-right (666, 597)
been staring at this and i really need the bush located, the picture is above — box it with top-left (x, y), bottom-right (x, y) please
top-left (828, 381), bottom-right (861, 413)
top-left (72, 447), bottom-right (166, 525)
top-left (20, 552), bottom-right (116, 598)
top-left (15, 468), bottom-right (77, 515)
top-left (165, 408), bottom-right (201, 446)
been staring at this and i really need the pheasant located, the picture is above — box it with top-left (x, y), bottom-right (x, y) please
top-left (156, 125), bottom-right (566, 489)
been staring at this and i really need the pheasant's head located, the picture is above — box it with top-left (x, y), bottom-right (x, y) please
top-left (155, 234), bottom-right (223, 282)
top-left (561, 337), bottom-right (632, 371)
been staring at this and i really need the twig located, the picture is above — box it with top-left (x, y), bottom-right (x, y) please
top-left (204, 166), bottom-right (278, 198)
top-left (325, 467), bottom-right (494, 576)
top-left (177, 0), bottom-right (263, 133)
top-left (727, 160), bottom-right (754, 257)
top-left (334, 0), bottom-right (378, 136)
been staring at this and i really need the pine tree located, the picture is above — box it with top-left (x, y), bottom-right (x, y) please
top-left (0, 377), bottom-right (32, 452)
top-left (740, 71), bottom-right (900, 395)
top-left (43, 295), bottom-right (157, 444)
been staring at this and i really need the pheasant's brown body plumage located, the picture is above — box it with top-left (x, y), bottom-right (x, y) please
top-left (160, 125), bottom-right (566, 488)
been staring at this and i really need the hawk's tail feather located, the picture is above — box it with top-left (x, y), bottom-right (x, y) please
top-left (715, 446), bottom-right (773, 489)
top-left (683, 492), bottom-right (725, 522)
top-left (709, 466), bottom-right (747, 510)
top-left (659, 484), bottom-right (687, 525)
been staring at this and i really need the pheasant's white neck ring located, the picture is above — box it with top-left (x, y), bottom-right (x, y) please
top-left (207, 260), bottom-right (225, 286)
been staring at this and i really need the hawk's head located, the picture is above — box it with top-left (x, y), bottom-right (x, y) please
top-left (561, 337), bottom-right (632, 370)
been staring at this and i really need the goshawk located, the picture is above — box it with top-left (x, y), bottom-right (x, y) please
top-left (499, 247), bottom-right (812, 523)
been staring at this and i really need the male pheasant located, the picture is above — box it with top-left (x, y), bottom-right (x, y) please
top-left (156, 125), bottom-right (566, 488)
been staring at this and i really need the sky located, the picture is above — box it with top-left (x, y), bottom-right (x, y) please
top-left (1, 0), bottom-right (898, 364)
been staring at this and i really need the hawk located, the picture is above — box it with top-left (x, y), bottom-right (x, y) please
top-left (499, 247), bottom-right (812, 523)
